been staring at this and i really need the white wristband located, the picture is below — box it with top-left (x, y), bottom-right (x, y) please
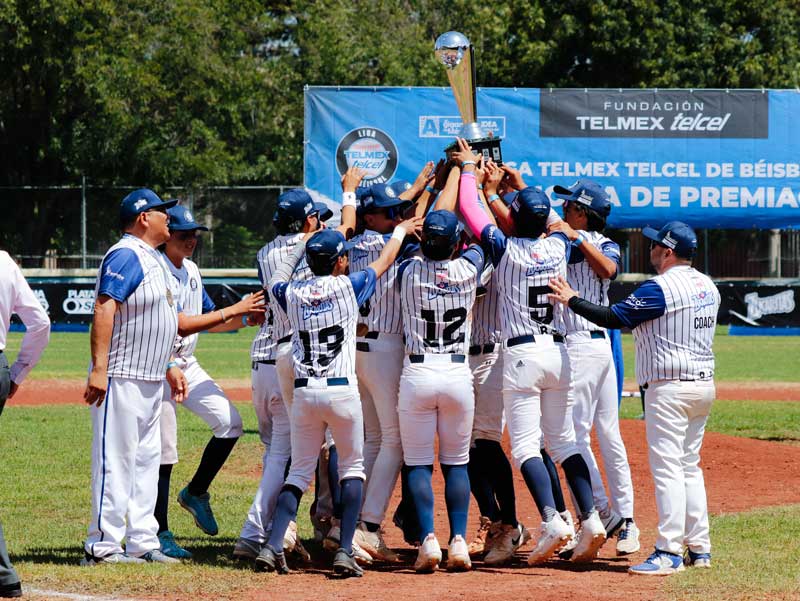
top-left (390, 226), bottom-right (406, 243)
top-left (342, 191), bottom-right (357, 208)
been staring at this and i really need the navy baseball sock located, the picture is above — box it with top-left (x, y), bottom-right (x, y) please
top-left (520, 457), bottom-right (557, 521)
top-left (339, 478), bottom-right (363, 553)
top-left (328, 446), bottom-right (343, 519)
top-left (267, 484), bottom-right (303, 552)
top-left (407, 465), bottom-right (435, 539)
top-left (541, 448), bottom-right (567, 513)
top-left (561, 454), bottom-right (595, 516)
top-left (482, 440), bottom-right (518, 527)
top-left (155, 464), bottom-right (173, 534)
top-left (441, 463), bottom-right (470, 541)
top-left (187, 436), bottom-right (238, 496)
top-left (468, 442), bottom-right (501, 521)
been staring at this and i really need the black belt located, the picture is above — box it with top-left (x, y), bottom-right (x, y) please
top-left (469, 343), bottom-right (498, 356)
top-left (642, 376), bottom-right (713, 390)
top-left (278, 335), bottom-right (291, 344)
top-left (409, 354), bottom-right (465, 364)
top-left (252, 359), bottom-right (276, 369)
top-left (365, 331), bottom-right (380, 339)
top-left (507, 334), bottom-right (565, 347)
top-left (356, 341), bottom-right (370, 352)
top-left (294, 377), bottom-right (350, 389)
top-left (590, 331), bottom-right (606, 340)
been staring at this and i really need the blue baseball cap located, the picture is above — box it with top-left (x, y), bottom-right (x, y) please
top-left (423, 210), bottom-right (461, 243)
top-left (273, 189), bottom-right (332, 233)
top-left (552, 179), bottom-right (612, 217)
top-left (120, 188), bottom-right (177, 220)
top-left (389, 180), bottom-right (413, 197)
top-left (502, 190), bottom-right (519, 206)
top-left (167, 205), bottom-right (209, 231)
top-left (305, 229), bottom-right (355, 273)
top-left (512, 187), bottom-right (551, 220)
top-left (360, 183), bottom-right (413, 214)
top-left (642, 221), bottom-right (697, 258)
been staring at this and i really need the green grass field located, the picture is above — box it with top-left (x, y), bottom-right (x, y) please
top-left (1, 330), bottom-right (799, 599)
top-left (6, 326), bottom-right (800, 383)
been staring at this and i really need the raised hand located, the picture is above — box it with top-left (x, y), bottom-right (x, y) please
top-left (501, 164), bottom-right (528, 190)
top-left (341, 167), bottom-right (366, 193)
top-left (450, 137), bottom-right (481, 167)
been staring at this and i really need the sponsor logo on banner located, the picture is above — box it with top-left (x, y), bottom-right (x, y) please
top-left (418, 116), bottom-right (507, 138)
top-left (744, 290), bottom-right (795, 321)
top-left (540, 90), bottom-right (768, 138)
top-left (32, 289), bottom-right (50, 312)
top-left (336, 127), bottom-right (398, 185)
top-left (63, 289), bottom-right (95, 315)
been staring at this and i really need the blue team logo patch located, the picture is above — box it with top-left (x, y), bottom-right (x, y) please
top-left (351, 250), bottom-right (370, 262)
top-left (623, 294), bottom-right (648, 309)
top-left (691, 290), bottom-right (715, 312)
top-left (427, 280), bottom-right (461, 299)
top-left (302, 298), bottom-right (334, 319)
top-left (525, 251), bottom-right (559, 275)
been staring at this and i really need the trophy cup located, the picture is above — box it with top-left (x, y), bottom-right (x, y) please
top-left (434, 31), bottom-right (502, 164)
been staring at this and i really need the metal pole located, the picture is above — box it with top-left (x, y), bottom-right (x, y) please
top-left (81, 175), bottom-right (87, 269)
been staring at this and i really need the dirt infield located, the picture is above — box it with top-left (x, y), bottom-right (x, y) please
top-left (11, 378), bottom-right (800, 406)
top-left (11, 381), bottom-right (800, 600)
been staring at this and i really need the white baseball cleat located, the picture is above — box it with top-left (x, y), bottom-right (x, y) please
top-left (570, 510), bottom-right (607, 563)
top-left (484, 523), bottom-right (530, 566)
top-left (526, 514), bottom-right (573, 565)
top-left (557, 510), bottom-right (578, 559)
top-left (599, 506), bottom-right (625, 538)
top-left (414, 533), bottom-right (442, 573)
top-left (616, 519), bottom-right (641, 555)
top-left (446, 535), bottom-right (472, 572)
top-left (353, 522), bottom-right (399, 562)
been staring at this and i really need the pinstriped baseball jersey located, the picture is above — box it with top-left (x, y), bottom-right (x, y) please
top-left (277, 271), bottom-right (376, 378)
top-left (563, 230), bottom-right (620, 334)
top-left (251, 234), bottom-right (313, 361)
top-left (399, 248), bottom-right (483, 355)
top-left (493, 233), bottom-right (569, 338)
top-left (471, 265), bottom-right (503, 346)
top-left (348, 231), bottom-right (403, 334)
top-left (165, 256), bottom-right (216, 359)
top-left (94, 234), bottom-right (178, 381)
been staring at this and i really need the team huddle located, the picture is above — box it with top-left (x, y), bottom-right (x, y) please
top-left (81, 137), bottom-right (721, 580)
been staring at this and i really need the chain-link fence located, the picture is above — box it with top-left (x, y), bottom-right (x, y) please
top-left (1, 183), bottom-right (798, 277)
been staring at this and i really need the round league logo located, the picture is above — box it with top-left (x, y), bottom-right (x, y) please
top-left (335, 127), bottom-right (398, 185)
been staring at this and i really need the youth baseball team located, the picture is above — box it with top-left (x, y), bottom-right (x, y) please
top-left (71, 137), bottom-right (722, 580)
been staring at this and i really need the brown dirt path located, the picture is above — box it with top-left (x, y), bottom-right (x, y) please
top-left (11, 379), bottom-right (800, 406)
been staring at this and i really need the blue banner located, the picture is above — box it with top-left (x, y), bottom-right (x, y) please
top-left (304, 87), bottom-right (800, 229)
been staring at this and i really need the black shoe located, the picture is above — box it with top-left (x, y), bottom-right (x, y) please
top-left (255, 544), bottom-right (290, 574)
top-left (0, 582), bottom-right (22, 598)
top-left (392, 502), bottom-right (420, 547)
top-left (333, 548), bottom-right (364, 578)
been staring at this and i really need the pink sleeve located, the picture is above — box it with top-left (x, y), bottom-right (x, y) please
top-left (458, 172), bottom-right (491, 238)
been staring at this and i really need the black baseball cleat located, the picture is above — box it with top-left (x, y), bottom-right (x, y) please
top-left (0, 581), bottom-right (21, 598)
top-left (254, 544), bottom-right (290, 575)
top-left (333, 547), bottom-right (364, 578)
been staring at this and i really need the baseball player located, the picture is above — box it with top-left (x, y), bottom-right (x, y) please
top-left (0, 250), bottom-right (50, 597)
top-left (454, 139), bottom-right (605, 566)
top-left (235, 185), bottom-right (339, 562)
top-left (155, 206), bottom-right (265, 559)
top-left (549, 221), bottom-right (719, 576)
top-left (550, 180), bottom-right (640, 555)
top-left (397, 209), bottom-right (484, 574)
top-left (347, 181), bottom-right (416, 562)
top-left (82, 189), bottom-right (185, 565)
top-left (256, 217), bottom-right (422, 578)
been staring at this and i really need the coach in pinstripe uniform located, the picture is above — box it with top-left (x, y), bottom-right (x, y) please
top-left (83, 189), bottom-right (187, 565)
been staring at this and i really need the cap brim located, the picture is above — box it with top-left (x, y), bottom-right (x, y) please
top-left (156, 198), bottom-right (179, 210)
top-left (641, 226), bottom-right (661, 243)
top-left (313, 202), bottom-right (334, 221)
top-left (170, 223), bottom-right (209, 232)
top-left (551, 185), bottom-right (576, 200)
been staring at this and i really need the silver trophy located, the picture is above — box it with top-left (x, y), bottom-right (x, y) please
top-left (434, 31), bottom-right (502, 164)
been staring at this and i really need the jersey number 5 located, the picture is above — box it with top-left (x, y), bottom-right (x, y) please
top-left (528, 285), bottom-right (554, 325)
top-left (299, 325), bottom-right (345, 367)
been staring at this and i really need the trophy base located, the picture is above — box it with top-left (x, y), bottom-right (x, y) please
top-left (445, 137), bottom-right (503, 165)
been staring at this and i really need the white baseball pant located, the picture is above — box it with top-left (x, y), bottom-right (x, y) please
top-left (502, 337), bottom-right (576, 468)
top-left (85, 377), bottom-right (162, 558)
top-left (356, 333), bottom-right (404, 525)
top-left (469, 348), bottom-right (505, 443)
top-left (285, 381), bottom-right (365, 492)
top-left (645, 379), bottom-right (715, 555)
top-left (567, 334), bottom-right (635, 518)
top-left (159, 356), bottom-right (243, 465)
top-left (398, 355), bottom-right (474, 466)
top-left (239, 362), bottom-right (291, 543)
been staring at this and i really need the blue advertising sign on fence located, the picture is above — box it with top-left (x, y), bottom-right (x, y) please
top-left (304, 87), bottom-right (800, 229)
